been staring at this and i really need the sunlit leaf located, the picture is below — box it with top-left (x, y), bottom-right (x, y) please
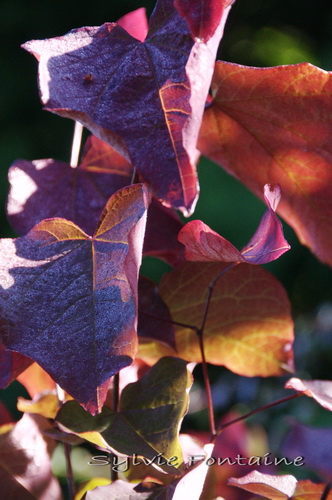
top-left (159, 262), bottom-right (294, 376)
top-left (179, 184), bottom-right (290, 264)
top-left (0, 414), bottom-right (61, 500)
top-left (228, 471), bottom-right (297, 499)
top-left (199, 61), bottom-right (332, 266)
top-left (23, 0), bottom-right (226, 214)
top-left (285, 378), bottom-right (332, 411)
top-left (0, 184), bottom-right (150, 413)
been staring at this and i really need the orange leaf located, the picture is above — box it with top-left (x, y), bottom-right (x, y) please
top-left (159, 262), bottom-right (294, 376)
top-left (199, 62), bottom-right (332, 266)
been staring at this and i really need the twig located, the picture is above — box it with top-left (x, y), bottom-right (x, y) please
top-left (70, 121), bottom-right (84, 168)
top-left (212, 392), bottom-right (303, 443)
top-left (64, 442), bottom-right (75, 500)
top-left (110, 373), bottom-right (120, 482)
top-left (321, 482), bottom-right (332, 500)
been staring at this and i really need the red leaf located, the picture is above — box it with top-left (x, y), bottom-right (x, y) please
top-left (199, 61), bottom-right (332, 266)
top-left (0, 184), bottom-right (151, 413)
top-left (0, 342), bottom-right (33, 388)
top-left (228, 470), bottom-right (297, 499)
top-left (179, 184), bottom-right (290, 264)
top-left (159, 262), bottom-right (294, 376)
top-left (174, 0), bottom-right (234, 41)
top-left (7, 136), bottom-right (184, 265)
top-left (285, 377), bottom-right (332, 411)
top-left (22, 0), bottom-right (226, 215)
top-left (117, 8), bottom-right (149, 42)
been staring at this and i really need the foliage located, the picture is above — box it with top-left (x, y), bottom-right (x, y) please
top-left (1, 0), bottom-right (332, 498)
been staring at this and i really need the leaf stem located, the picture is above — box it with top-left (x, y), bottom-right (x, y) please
top-left (110, 372), bottom-right (120, 482)
top-left (197, 329), bottom-right (216, 436)
top-left (212, 392), bottom-right (303, 443)
top-left (321, 482), bottom-right (332, 500)
top-left (70, 121), bottom-right (84, 168)
top-left (64, 442), bottom-right (75, 500)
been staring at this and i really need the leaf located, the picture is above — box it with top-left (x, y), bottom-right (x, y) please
top-left (8, 136), bottom-right (184, 266)
top-left (285, 378), bottom-right (332, 411)
top-left (22, 0), bottom-right (226, 215)
top-left (228, 471), bottom-right (297, 499)
top-left (16, 363), bottom-right (56, 398)
top-left (0, 414), bottom-right (62, 500)
top-left (0, 184), bottom-right (151, 413)
top-left (174, 0), bottom-right (234, 41)
top-left (0, 342), bottom-right (33, 388)
top-left (199, 61), bottom-right (332, 266)
top-left (293, 480), bottom-right (332, 500)
top-left (178, 184), bottom-right (290, 264)
top-left (282, 421), bottom-right (332, 476)
top-left (138, 276), bottom-right (176, 349)
top-left (117, 8), bottom-right (149, 42)
top-left (56, 357), bottom-right (192, 474)
top-left (159, 262), bottom-right (294, 376)
top-left (17, 393), bottom-right (60, 419)
top-left (7, 135), bottom-right (132, 236)
top-left (82, 480), bottom-right (151, 500)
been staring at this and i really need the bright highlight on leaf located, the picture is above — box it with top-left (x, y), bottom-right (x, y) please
top-left (228, 470), bottom-right (298, 499)
top-left (22, 0), bottom-right (228, 215)
top-left (179, 184), bottom-right (290, 264)
top-left (285, 377), bottom-right (332, 411)
top-left (199, 61), bottom-right (332, 266)
top-left (0, 184), bottom-right (151, 413)
top-left (159, 262), bottom-right (294, 376)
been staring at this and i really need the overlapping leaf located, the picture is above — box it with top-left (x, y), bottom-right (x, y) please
top-left (178, 184), bottom-right (290, 264)
top-left (8, 135), bottom-right (184, 265)
top-left (159, 262), bottom-right (294, 376)
top-left (174, 0), bottom-right (234, 41)
top-left (199, 61), bottom-right (332, 265)
top-left (0, 414), bottom-right (62, 500)
top-left (0, 184), bottom-right (150, 413)
top-left (0, 342), bottom-right (33, 388)
top-left (22, 0), bottom-right (228, 214)
top-left (56, 357), bottom-right (192, 474)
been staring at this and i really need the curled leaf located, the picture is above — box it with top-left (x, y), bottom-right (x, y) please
top-left (178, 184), bottom-right (290, 264)
top-left (285, 377), bottom-right (332, 411)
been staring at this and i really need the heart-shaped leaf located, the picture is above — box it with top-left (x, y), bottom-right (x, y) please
top-left (159, 262), bottom-right (294, 376)
top-left (22, 0), bottom-right (226, 214)
top-left (199, 61), bottom-right (332, 266)
top-left (0, 184), bottom-right (150, 413)
top-left (57, 357), bottom-right (192, 474)
top-left (7, 136), bottom-right (184, 266)
top-left (178, 184), bottom-right (290, 264)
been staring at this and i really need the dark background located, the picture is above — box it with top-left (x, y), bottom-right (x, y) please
top-left (1, 0), bottom-right (332, 485)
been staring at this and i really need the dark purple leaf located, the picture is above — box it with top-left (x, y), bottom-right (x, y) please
top-left (138, 275), bottom-right (176, 349)
top-left (178, 184), bottom-right (290, 264)
top-left (0, 184), bottom-right (151, 413)
top-left (22, 0), bottom-right (225, 214)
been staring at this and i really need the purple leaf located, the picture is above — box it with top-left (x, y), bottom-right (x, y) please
top-left (0, 184), bottom-right (151, 413)
top-left (22, 0), bottom-right (225, 215)
top-left (178, 184), bottom-right (290, 264)
top-left (8, 135), bottom-right (184, 266)
top-left (138, 275), bottom-right (176, 349)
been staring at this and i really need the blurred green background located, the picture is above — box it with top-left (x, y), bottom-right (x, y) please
top-left (1, 0), bottom-right (332, 492)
